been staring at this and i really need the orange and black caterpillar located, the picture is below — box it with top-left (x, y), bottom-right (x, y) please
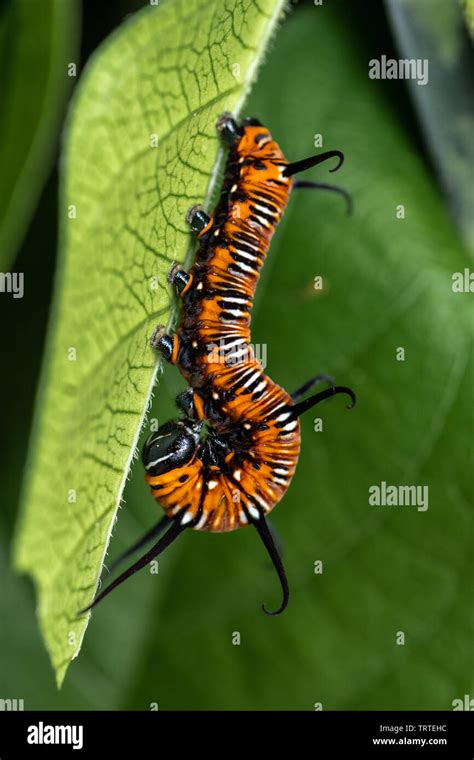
top-left (82, 114), bottom-right (355, 617)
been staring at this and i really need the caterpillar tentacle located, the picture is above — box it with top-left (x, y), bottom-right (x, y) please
top-left (293, 179), bottom-right (353, 215)
top-left (78, 518), bottom-right (186, 615)
top-left (107, 515), bottom-right (171, 575)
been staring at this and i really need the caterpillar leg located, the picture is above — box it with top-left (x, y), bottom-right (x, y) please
top-left (186, 204), bottom-right (213, 237)
top-left (168, 262), bottom-right (193, 295)
top-left (150, 325), bottom-right (179, 364)
top-left (107, 515), bottom-right (171, 574)
top-left (175, 387), bottom-right (194, 417)
top-left (174, 387), bottom-right (207, 421)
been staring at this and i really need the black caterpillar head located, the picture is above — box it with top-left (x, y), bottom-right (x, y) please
top-left (141, 419), bottom-right (202, 476)
top-left (216, 113), bottom-right (263, 145)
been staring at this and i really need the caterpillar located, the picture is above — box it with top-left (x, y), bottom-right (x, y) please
top-left (81, 114), bottom-right (355, 617)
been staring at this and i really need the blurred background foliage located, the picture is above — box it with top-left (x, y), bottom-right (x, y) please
top-left (1, 0), bottom-right (472, 709)
top-left (0, 0), bottom-right (79, 271)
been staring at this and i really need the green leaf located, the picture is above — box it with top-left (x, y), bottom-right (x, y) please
top-left (385, 0), bottom-right (474, 253)
top-left (0, 0), bottom-right (79, 271)
top-left (118, 4), bottom-right (471, 710)
top-left (13, 0), bottom-right (286, 688)
top-left (462, 0), bottom-right (474, 38)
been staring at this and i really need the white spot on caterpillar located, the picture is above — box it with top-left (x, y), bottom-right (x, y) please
top-left (222, 338), bottom-right (246, 349)
top-left (235, 249), bottom-right (256, 261)
top-left (221, 296), bottom-right (248, 305)
top-left (226, 348), bottom-right (247, 361)
top-left (233, 261), bottom-right (255, 275)
top-left (255, 203), bottom-right (276, 216)
top-left (243, 371), bottom-right (261, 388)
top-left (195, 513), bottom-right (208, 530)
top-left (269, 402), bottom-right (286, 415)
top-left (253, 494), bottom-right (269, 510)
top-left (255, 203), bottom-right (277, 216)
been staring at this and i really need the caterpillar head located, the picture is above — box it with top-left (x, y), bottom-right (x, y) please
top-left (217, 113), bottom-right (265, 146)
top-left (142, 419), bottom-right (203, 476)
top-left (216, 112), bottom-right (243, 144)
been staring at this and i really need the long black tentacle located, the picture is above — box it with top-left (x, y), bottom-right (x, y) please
top-left (291, 373), bottom-right (335, 402)
top-left (293, 180), bottom-right (353, 215)
top-left (283, 149), bottom-right (344, 178)
top-left (266, 519), bottom-right (284, 560)
top-left (78, 518), bottom-right (186, 615)
top-left (253, 515), bottom-right (289, 616)
top-left (108, 515), bottom-right (171, 574)
top-left (291, 385), bottom-right (356, 418)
